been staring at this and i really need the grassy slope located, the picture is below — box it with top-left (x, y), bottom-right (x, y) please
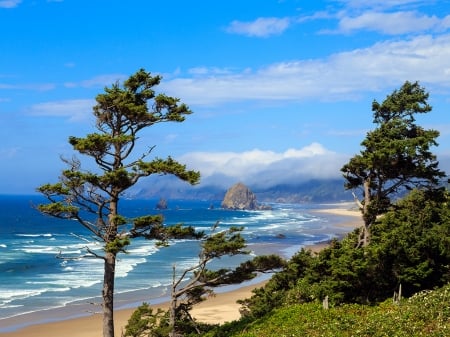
top-left (206, 283), bottom-right (450, 337)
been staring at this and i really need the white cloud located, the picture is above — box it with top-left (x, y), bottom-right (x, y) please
top-left (337, 11), bottom-right (441, 34)
top-left (162, 33), bottom-right (450, 105)
top-left (225, 17), bottom-right (291, 37)
top-left (0, 0), bottom-right (21, 8)
top-left (178, 143), bottom-right (347, 188)
top-left (297, 11), bottom-right (332, 23)
top-left (336, 0), bottom-right (425, 11)
top-left (308, 1), bottom-right (450, 36)
top-left (188, 67), bottom-right (233, 75)
top-left (28, 99), bottom-right (94, 122)
top-left (0, 82), bottom-right (55, 91)
top-left (64, 74), bottom-right (126, 88)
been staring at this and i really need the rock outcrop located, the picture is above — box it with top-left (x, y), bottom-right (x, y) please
top-left (155, 198), bottom-right (168, 210)
top-left (221, 183), bottom-right (271, 210)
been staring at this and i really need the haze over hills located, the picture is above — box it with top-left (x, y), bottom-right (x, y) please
top-left (131, 175), bottom-right (352, 203)
top-left (128, 143), bottom-right (354, 202)
top-left (127, 142), bottom-right (450, 203)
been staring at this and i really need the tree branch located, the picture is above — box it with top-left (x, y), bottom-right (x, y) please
top-left (352, 191), bottom-right (364, 210)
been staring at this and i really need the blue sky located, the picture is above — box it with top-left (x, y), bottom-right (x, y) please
top-left (1, 0), bottom-right (450, 194)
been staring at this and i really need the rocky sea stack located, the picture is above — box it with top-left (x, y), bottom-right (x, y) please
top-left (221, 182), bottom-right (271, 210)
top-left (155, 198), bottom-right (168, 210)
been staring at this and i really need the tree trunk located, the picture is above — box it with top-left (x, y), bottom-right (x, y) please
top-left (103, 196), bottom-right (119, 337)
top-left (169, 265), bottom-right (177, 337)
top-left (168, 299), bottom-right (177, 337)
top-left (103, 251), bottom-right (116, 337)
top-left (354, 179), bottom-right (373, 248)
top-left (361, 179), bottom-right (372, 247)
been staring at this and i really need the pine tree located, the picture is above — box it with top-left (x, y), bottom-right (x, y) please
top-left (341, 81), bottom-right (446, 247)
top-left (37, 69), bottom-right (201, 337)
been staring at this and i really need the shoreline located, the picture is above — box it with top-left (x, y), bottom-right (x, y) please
top-left (0, 280), bottom-right (270, 337)
top-left (306, 204), bottom-right (362, 252)
top-left (0, 203), bottom-right (362, 337)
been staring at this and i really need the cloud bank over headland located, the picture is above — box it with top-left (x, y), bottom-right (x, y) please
top-left (178, 143), bottom-right (349, 189)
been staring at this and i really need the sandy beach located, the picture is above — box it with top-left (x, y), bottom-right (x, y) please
top-left (0, 204), bottom-right (362, 337)
top-left (0, 282), bottom-right (266, 337)
top-left (305, 203), bottom-right (362, 252)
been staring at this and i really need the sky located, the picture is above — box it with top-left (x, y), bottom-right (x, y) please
top-left (1, 0), bottom-right (450, 194)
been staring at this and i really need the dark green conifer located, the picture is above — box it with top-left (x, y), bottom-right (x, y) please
top-left (37, 69), bottom-right (200, 337)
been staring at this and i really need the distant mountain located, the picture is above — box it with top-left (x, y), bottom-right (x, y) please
top-left (132, 176), bottom-right (352, 203)
top-left (253, 179), bottom-right (352, 203)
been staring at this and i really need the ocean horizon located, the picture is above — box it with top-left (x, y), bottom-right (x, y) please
top-left (0, 194), bottom-right (355, 332)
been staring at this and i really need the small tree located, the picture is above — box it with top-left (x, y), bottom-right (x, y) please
top-left (125, 224), bottom-right (284, 337)
top-left (37, 69), bottom-right (201, 337)
top-left (341, 81), bottom-right (446, 247)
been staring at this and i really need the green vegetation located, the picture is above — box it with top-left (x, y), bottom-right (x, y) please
top-left (209, 283), bottom-right (450, 337)
top-left (341, 81), bottom-right (446, 247)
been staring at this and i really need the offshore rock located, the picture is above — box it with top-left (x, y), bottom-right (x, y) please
top-left (155, 198), bottom-right (168, 210)
top-left (221, 183), bottom-right (271, 210)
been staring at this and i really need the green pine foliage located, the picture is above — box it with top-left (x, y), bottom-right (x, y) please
top-left (341, 81), bottom-right (446, 247)
top-left (368, 188), bottom-right (450, 297)
top-left (36, 69), bottom-right (201, 337)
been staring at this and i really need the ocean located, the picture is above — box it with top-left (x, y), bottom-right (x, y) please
top-left (0, 194), bottom-right (354, 331)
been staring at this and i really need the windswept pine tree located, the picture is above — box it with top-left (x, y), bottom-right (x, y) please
top-left (37, 69), bottom-right (202, 337)
top-left (124, 224), bottom-right (284, 337)
top-left (341, 81), bottom-right (446, 247)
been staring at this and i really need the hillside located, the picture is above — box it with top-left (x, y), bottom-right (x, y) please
top-left (207, 283), bottom-right (450, 337)
top-left (253, 179), bottom-right (352, 203)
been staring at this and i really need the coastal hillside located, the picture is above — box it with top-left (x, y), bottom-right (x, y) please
top-left (208, 283), bottom-right (450, 337)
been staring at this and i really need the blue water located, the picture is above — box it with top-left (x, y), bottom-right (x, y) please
top-left (0, 195), bottom-right (352, 329)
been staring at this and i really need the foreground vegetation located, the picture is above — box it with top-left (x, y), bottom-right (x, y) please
top-left (208, 283), bottom-right (450, 337)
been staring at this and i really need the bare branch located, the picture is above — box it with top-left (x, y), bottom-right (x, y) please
top-left (352, 191), bottom-right (364, 210)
